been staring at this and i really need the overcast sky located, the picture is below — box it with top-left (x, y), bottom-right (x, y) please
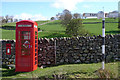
top-left (1, 0), bottom-right (119, 21)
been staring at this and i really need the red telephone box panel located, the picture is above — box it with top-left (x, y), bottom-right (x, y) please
top-left (15, 20), bottom-right (38, 72)
top-left (6, 43), bottom-right (11, 55)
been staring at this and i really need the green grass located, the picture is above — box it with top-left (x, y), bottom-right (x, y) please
top-left (38, 20), bottom-right (70, 38)
top-left (2, 22), bottom-right (16, 27)
top-left (36, 20), bottom-right (49, 24)
top-left (83, 18), bottom-right (119, 35)
top-left (1, 29), bottom-right (15, 40)
top-left (83, 18), bottom-right (103, 22)
top-left (1, 62), bottom-right (119, 78)
top-left (1, 18), bottom-right (119, 39)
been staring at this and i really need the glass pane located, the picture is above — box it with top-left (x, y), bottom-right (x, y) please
top-left (35, 49), bottom-right (37, 52)
top-left (35, 44), bottom-right (37, 48)
top-left (35, 40), bottom-right (37, 43)
top-left (21, 31), bottom-right (31, 56)
top-left (35, 31), bottom-right (37, 35)
top-left (35, 53), bottom-right (37, 56)
top-left (35, 36), bottom-right (37, 39)
top-left (35, 57), bottom-right (37, 60)
top-left (21, 31), bottom-right (30, 40)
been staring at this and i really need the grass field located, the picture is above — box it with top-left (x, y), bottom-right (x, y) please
top-left (83, 18), bottom-right (119, 35)
top-left (1, 18), bottom-right (119, 39)
top-left (1, 62), bottom-right (119, 78)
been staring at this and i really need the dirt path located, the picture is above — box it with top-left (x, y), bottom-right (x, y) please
top-left (38, 20), bottom-right (55, 26)
top-left (38, 20), bottom-right (55, 32)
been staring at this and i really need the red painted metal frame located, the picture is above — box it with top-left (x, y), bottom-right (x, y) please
top-left (15, 20), bottom-right (38, 72)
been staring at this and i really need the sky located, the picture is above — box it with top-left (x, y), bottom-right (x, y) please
top-left (1, 0), bottom-right (119, 21)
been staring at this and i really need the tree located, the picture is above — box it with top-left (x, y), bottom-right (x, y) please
top-left (61, 9), bottom-right (72, 27)
top-left (59, 14), bottom-right (64, 20)
top-left (50, 17), bottom-right (55, 20)
top-left (10, 16), bottom-right (14, 22)
top-left (66, 19), bottom-right (83, 36)
top-left (0, 16), bottom-right (2, 21)
top-left (5, 15), bottom-right (9, 23)
top-left (56, 13), bottom-right (62, 20)
top-left (1, 16), bottom-right (6, 23)
top-left (63, 9), bottom-right (71, 15)
top-left (14, 19), bottom-right (18, 22)
top-left (118, 13), bottom-right (120, 29)
top-left (28, 18), bottom-right (31, 20)
top-left (73, 13), bottom-right (81, 19)
top-left (1, 15), bottom-right (14, 23)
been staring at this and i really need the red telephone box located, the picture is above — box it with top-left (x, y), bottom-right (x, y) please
top-left (15, 20), bottom-right (38, 72)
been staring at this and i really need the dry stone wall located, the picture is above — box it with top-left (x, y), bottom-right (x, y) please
top-left (1, 34), bottom-right (120, 66)
top-left (56, 35), bottom-right (120, 64)
top-left (2, 40), bottom-right (15, 65)
top-left (38, 38), bottom-right (56, 67)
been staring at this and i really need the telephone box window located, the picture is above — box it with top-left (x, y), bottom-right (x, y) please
top-left (35, 49), bottom-right (37, 52)
top-left (21, 31), bottom-right (31, 56)
top-left (21, 31), bottom-right (30, 40)
top-left (35, 36), bottom-right (37, 39)
top-left (35, 53), bottom-right (37, 56)
top-left (35, 44), bottom-right (37, 48)
top-left (35, 31), bottom-right (37, 36)
top-left (35, 40), bottom-right (37, 43)
top-left (35, 57), bottom-right (37, 60)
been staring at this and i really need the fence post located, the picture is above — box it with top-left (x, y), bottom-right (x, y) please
top-left (54, 39), bottom-right (56, 65)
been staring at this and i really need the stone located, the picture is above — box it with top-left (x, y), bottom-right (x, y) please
top-left (75, 60), bottom-right (81, 63)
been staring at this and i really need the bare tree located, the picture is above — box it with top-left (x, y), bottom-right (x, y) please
top-left (63, 9), bottom-right (71, 15)
top-left (14, 19), bottom-right (18, 22)
top-left (1, 16), bottom-right (6, 23)
top-left (61, 9), bottom-right (72, 27)
top-left (5, 15), bottom-right (9, 23)
top-left (0, 16), bottom-right (2, 21)
top-left (10, 16), bottom-right (14, 22)
top-left (56, 13), bottom-right (62, 20)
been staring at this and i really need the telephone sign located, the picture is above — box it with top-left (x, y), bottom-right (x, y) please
top-left (15, 20), bottom-right (38, 72)
top-left (18, 25), bottom-right (32, 27)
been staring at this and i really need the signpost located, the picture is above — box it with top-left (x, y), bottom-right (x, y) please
top-left (102, 7), bottom-right (105, 70)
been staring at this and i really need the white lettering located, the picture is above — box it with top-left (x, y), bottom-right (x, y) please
top-left (18, 25), bottom-right (32, 27)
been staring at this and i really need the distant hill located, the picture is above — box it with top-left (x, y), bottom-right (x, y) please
top-left (1, 18), bottom-right (119, 39)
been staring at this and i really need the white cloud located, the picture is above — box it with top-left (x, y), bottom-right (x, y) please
top-left (52, 0), bottom-right (83, 11)
top-left (2, 0), bottom-right (119, 2)
top-left (52, 0), bottom-right (119, 11)
top-left (83, 0), bottom-right (119, 2)
top-left (14, 13), bottom-right (48, 21)
top-left (82, 4), bottom-right (92, 8)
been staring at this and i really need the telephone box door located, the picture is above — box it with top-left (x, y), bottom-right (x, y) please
top-left (17, 30), bottom-right (33, 71)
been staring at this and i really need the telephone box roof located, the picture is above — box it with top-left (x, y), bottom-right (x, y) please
top-left (16, 20), bottom-right (38, 26)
